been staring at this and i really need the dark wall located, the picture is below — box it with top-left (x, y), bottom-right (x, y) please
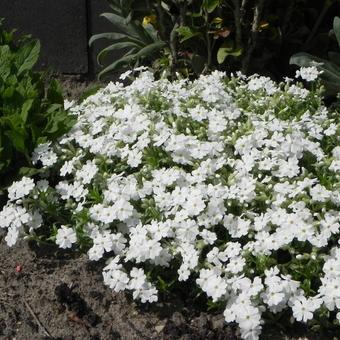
top-left (0, 0), bottom-right (115, 77)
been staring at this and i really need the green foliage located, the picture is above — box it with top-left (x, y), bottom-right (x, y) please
top-left (0, 19), bottom-right (75, 192)
top-left (290, 16), bottom-right (340, 96)
top-left (91, 0), bottom-right (340, 80)
top-left (89, 0), bottom-right (166, 79)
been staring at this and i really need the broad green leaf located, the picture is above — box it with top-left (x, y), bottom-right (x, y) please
top-left (0, 45), bottom-right (12, 80)
top-left (130, 41), bottom-right (166, 59)
top-left (143, 23), bottom-right (160, 42)
top-left (21, 99), bottom-right (34, 123)
top-left (217, 45), bottom-right (242, 64)
top-left (202, 0), bottom-right (220, 13)
top-left (89, 32), bottom-right (128, 46)
top-left (97, 41), bottom-right (144, 65)
top-left (124, 12), bottom-right (133, 25)
top-left (176, 26), bottom-right (201, 43)
top-left (98, 41), bottom-right (165, 79)
top-left (16, 40), bottom-right (40, 75)
top-left (47, 79), bottom-right (65, 105)
top-left (19, 167), bottom-right (43, 177)
top-left (101, 13), bottom-right (152, 43)
top-left (334, 17), bottom-right (340, 47)
top-left (106, 1), bottom-right (121, 15)
top-left (98, 48), bottom-right (138, 79)
top-left (4, 129), bottom-right (26, 153)
top-left (2, 86), bottom-right (15, 99)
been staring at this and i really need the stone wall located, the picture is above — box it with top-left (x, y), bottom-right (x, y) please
top-left (0, 0), bottom-right (115, 77)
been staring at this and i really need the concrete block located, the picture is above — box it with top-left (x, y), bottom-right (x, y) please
top-left (0, 0), bottom-right (88, 73)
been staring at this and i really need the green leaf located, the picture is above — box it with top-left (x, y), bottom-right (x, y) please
top-left (333, 16), bottom-right (340, 47)
top-left (4, 129), bottom-right (26, 154)
top-left (98, 41), bottom-right (165, 79)
top-left (97, 41), bottom-right (143, 65)
top-left (89, 32), bottom-right (129, 46)
top-left (21, 99), bottom-right (34, 123)
top-left (16, 39), bottom-right (40, 75)
top-left (202, 0), bottom-right (220, 13)
top-left (98, 48), bottom-right (138, 79)
top-left (176, 26), bottom-right (201, 43)
top-left (47, 79), bottom-right (65, 105)
top-left (19, 167), bottom-right (43, 177)
top-left (143, 23), bottom-right (160, 42)
top-left (0, 45), bottom-right (12, 80)
top-left (100, 13), bottom-right (152, 43)
top-left (217, 44), bottom-right (242, 64)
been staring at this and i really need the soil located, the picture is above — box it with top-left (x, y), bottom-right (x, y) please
top-left (0, 232), bottom-right (240, 340)
top-left (56, 74), bottom-right (104, 101)
top-left (2, 233), bottom-right (339, 340)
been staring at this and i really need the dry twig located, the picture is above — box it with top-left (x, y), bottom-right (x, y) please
top-left (23, 300), bottom-right (53, 338)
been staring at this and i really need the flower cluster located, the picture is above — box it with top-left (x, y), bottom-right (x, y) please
top-left (0, 68), bottom-right (339, 339)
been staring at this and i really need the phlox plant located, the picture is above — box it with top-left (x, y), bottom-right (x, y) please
top-left (1, 66), bottom-right (339, 339)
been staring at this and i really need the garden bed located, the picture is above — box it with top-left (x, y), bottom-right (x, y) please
top-left (0, 234), bottom-right (239, 340)
top-left (2, 234), bottom-right (335, 340)
top-left (1, 69), bottom-right (339, 340)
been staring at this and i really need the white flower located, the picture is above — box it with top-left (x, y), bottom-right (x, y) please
top-left (76, 160), bottom-right (98, 184)
top-left (36, 179), bottom-right (49, 192)
top-left (64, 99), bottom-right (75, 110)
top-left (292, 296), bottom-right (322, 322)
top-left (8, 177), bottom-right (34, 201)
top-left (32, 143), bottom-right (57, 167)
top-left (5, 227), bottom-right (19, 247)
top-left (55, 226), bottom-right (77, 249)
top-left (295, 66), bottom-right (322, 82)
top-left (196, 268), bottom-right (227, 302)
top-left (1, 68), bottom-right (339, 340)
top-left (113, 198), bottom-right (134, 221)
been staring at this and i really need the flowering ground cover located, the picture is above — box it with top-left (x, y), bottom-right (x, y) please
top-left (1, 68), bottom-right (339, 339)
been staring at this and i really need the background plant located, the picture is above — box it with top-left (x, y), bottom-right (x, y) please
top-left (91, 0), bottom-right (340, 80)
top-left (290, 16), bottom-right (340, 97)
top-left (0, 19), bottom-right (75, 202)
top-left (89, 0), bottom-right (166, 79)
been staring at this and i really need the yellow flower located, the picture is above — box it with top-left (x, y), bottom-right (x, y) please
top-left (258, 21), bottom-right (270, 32)
top-left (143, 15), bottom-right (157, 26)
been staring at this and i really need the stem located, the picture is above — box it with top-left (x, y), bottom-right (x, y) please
top-left (179, 1), bottom-right (187, 27)
top-left (232, 0), bottom-right (242, 49)
top-left (155, 0), bottom-right (167, 42)
top-left (170, 22), bottom-right (179, 78)
top-left (242, 0), bottom-right (266, 74)
top-left (205, 10), bottom-right (212, 72)
top-left (206, 31), bottom-right (212, 71)
top-left (240, 0), bottom-right (248, 24)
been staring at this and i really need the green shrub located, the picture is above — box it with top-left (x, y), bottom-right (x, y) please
top-left (0, 68), bottom-right (339, 339)
top-left (0, 19), bottom-right (75, 196)
top-left (90, 0), bottom-right (340, 79)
